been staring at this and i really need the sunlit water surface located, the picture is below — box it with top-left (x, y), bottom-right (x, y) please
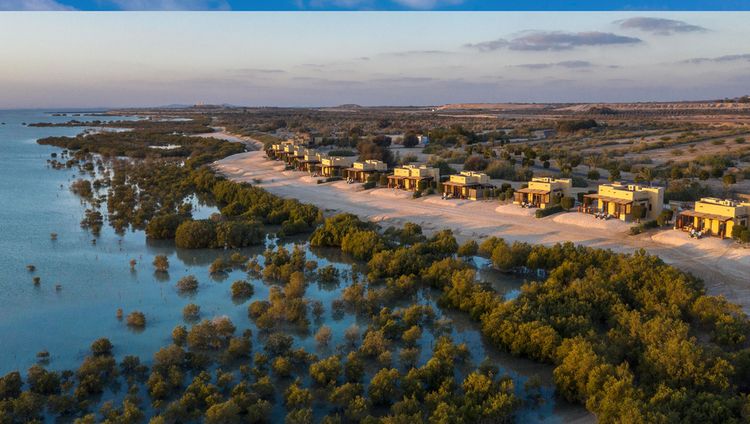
top-left (0, 110), bottom-right (588, 422)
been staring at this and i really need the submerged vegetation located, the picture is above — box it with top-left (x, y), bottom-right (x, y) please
top-left (10, 111), bottom-right (750, 422)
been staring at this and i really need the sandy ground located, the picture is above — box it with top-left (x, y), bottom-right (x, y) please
top-left (213, 148), bottom-right (750, 312)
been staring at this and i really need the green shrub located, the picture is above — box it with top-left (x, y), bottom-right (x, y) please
top-left (535, 205), bottom-right (563, 218)
top-left (146, 214), bottom-right (183, 239)
top-left (216, 221), bottom-right (263, 248)
top-left (362, 181), bottom-right (376, 190)
top-left (175, 220), bottom-right (216, 248)
top-left (560, 197), bottom-right (575, 210)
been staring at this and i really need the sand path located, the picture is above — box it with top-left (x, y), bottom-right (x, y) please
top-left (213, 149), bottom-right (750, 312)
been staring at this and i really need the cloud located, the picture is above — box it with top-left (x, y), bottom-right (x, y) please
top-left (371, 76), bottom-right (437, 84)
top-left (617, 17), bottom-right (707, 35)
top-left (387, 49), bottom-right (452, 57)
top-left (681, 54), bottom-right (750, 64)
top-left (102, 0), bottom-right (230, 10)
top-left (514, 60), bottom-right (594, 69)
top-left (391, 0), bottom-right (464, 9)
top-left (467, 31), bottom-right (641, 52)
top-left (231, 68), bottom-right (286, 74)
top-left (0, 0), bottom-right (74, 10)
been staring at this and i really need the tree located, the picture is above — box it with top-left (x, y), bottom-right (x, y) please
top-left (463, 155), bottom-right (489, 171)
top-left (635, 167), bottom-right (654, 186)
top-left (91, 338), bottom-right (113, 356)
top-left (230, 280), bottom-right (254, 300)
top-left (205, 400), bottom-right (241, 424)
top-left (183, 303), bottom-right (200, 321)
top-left (457, 240), bottom-right (478, 257)
top-left (560, 197), bottom-right (575, 210)
top-left (175, 220), bottom-right (216, 249)
top-left (146, 214), bottom-right (182, 239)
top-left (342, 230), bottom-right (385, 261)
top-left (126, 311), bottom-right (146, 328)
top-left (153, 255), bottom-right (169, 272)
top-left (357, 140), bottom-right (394, 166)
top-left (177, 275), bottom-right (199, 293)
top-left (315, 326), bottom-right (333, 347)
top-left (309, 355), bottom-right (342, 386)
top-left (368, 368), bottom-right (400, 405)
top-left (0, 371), bottom-right (23, 400)
top-left (723, 174), bottom-right (737, 194)
top-left (402, 132), bottom-right (419, 148)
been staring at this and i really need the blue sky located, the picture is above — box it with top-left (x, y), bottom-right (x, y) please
top-left (1, 12), bottom-right (749, 107)
top-left (3, 0), bottom-right (750, 10)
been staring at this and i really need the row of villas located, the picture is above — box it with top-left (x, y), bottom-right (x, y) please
top-left (266, 141), bottom-right (498, 199)
top-left (516, 177), bottom-right (749, 239)
top-left (513, 177), bottom-right (664, 221)
top-left (267, 143), bottom-right (749, 240)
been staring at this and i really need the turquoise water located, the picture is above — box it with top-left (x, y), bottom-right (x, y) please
top-left (0, 110), bottom-right (587, 422)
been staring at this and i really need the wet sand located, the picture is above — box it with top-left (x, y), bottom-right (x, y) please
top-left (213, 149), bottom-right (750, 313)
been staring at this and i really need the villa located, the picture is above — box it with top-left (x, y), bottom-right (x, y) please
top-left (441, 171), bottom-right (495, 200)
top-left (344, 159), bottom-right (388, 183)
top-left (387, 165), bottom-right (440, 192)
top-left (284, 145), bottom-right (306, 167)
top-left (319, 156), bottom-right (355, 177)
top-left (675, 197), bottom-right (750, 238)
top-left (296, 149), bottom-right (324, 173)
top-left (581, 182), bottom-right (664, 221)
top-left (513, 177), bottom-right (572, 209)
top-left (267, 141), bottom-right (294, 160)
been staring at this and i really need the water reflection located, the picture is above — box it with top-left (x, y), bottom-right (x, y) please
top-left (0, 110), bottom-right (590, 423)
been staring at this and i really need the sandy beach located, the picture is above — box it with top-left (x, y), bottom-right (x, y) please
top-left (211, 147), bottom-right (750, 312)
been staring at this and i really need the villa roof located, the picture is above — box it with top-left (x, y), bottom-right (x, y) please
top-left (517, 188), bottom-right (551, 195)
top-left (584, 193), bottom-right (633, 205)
top-left (345, 167), bottom-right (380, 172)
top-left (679, 210), bottom-right (733, 222)
top-left (443, 180), bottom-right (482, 187)
top-left (387, 174), bottom-right (433, 180)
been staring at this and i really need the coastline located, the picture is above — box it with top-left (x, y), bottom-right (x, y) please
top-left (213, 147), bottom-right (750, 312)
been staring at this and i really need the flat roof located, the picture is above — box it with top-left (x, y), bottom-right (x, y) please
top-left (517, 188), bottom-right (551, 195)
top-left (679, 210), bottom-right (733, 221)
top-left (345, 167), bottom-right (381, 172)
top-left (584, 193), bottom-right (633, 205)
top-left (387, 175), bottom-right (432, 180)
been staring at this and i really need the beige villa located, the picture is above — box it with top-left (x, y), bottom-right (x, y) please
top-left (344, 160), bottom-right (388, 183)
top-left (581, 182), bottom-right (664, 221)
top-left (676, 197), bottom-right (750, 238)
top-left (319, 156), bottom-right (355, 177)
top-left (387, 165), bottom-right (440, 192)
top-left (513, 177), bottom-right (572, 209)
top-left (442, 171), bottom-right (495, 200)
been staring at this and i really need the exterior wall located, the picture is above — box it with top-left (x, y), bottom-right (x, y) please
top-left (691, 198), bottom-right (750, 237)
top-left (353, 160), bottom-right (387, 172)
top-left (321, 157), bottom-right (354, 168)
top-left (528, 177), bottom-right (572, 198)
top-left (394, 168), bottom-right (411, 177)
top-left (449, 171), bottom-right (490, 185)
top-left (596, 183), bottom-right (664, 221)
top-left (409, 166), bottom-right (439, 180)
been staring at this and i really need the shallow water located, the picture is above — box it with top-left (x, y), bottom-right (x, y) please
top-left (0, 110), bottom-right (588, 422)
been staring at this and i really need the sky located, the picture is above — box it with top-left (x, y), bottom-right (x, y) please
top-left (3, 0), bottom-right (750, 11)
top-left (0, 12), bottom-right (749, 107)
